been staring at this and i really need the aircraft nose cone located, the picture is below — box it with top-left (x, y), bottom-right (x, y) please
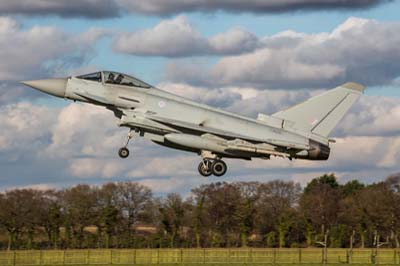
top-left (21, 78), bottom-right (67, 98)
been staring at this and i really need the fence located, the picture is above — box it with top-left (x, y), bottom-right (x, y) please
top-left (0, 248), bottom-right (399, 266)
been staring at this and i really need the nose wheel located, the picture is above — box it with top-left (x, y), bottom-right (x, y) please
top-left (198, 159), bottom-right (227, 177)
top-left (118, 147), bottom-right (130, 158)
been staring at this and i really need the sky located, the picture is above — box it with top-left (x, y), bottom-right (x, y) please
top-left (1, 0), bottom-right (400, 195)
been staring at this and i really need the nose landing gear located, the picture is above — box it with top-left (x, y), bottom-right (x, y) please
top-left (118, 130), bottom-right (134, 159)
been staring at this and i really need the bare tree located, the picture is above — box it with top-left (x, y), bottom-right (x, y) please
top-left (257, 180), bottom-right (301, 247)
top-left (0, 189), bottom-right (43, 249)
top-left (61, 185), bottom-right (98, 248)
top-left (114, 182), bottom-right (154, 247)
top-left (159, 193), bottom-right (187, 248)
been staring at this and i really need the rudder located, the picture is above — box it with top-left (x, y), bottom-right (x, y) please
top-left (272, 82), bottom-right (365, 138)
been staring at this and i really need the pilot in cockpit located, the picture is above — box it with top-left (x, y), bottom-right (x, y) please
top-left (115, 74), bottom-right (124, 84)
top-left (106, 72), bottom-right (115, 84)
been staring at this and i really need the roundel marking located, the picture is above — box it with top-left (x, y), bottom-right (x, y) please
top-left (158, 100), bottom-right (166, 108)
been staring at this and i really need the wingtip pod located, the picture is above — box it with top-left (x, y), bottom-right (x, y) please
top-left (341, 82), bottom-right (366, 93)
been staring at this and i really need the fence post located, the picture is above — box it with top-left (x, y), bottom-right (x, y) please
top-left (273, 249), bottom-right (276, 265)
top-left (110, 249), bottom-right (113, 265)
top-left (398, 248), bottom-right (400, 264)
top-left (13, 250), bottom-right (16, 266)
top-left (86, 250), bottom-right (90, 265)
top-left (299, 248), bottom-right (301, 264)
top-left (373, 248), bottom-right (377, 266)
top-left (62, 250), bottom-right (65, 266)
top-left (349, 248), bottom-right (353, 264)
top-left (39, 250), bottom-right (43, 266)
top-left (203, 248), bottom-right (206, 264)
top-left (324, 233), bottom-right (328, 266)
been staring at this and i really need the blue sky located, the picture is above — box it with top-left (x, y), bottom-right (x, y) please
top-left (1, 0), bottom-right (400, 194)
top-left (17, 0), bottom-right (400, 92)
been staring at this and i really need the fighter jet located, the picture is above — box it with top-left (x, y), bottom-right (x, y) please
top-left (22, 71), bottom-right (365, 177)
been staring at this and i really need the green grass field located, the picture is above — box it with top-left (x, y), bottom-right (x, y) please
top-left (0, 248), bottom-right (399, 266)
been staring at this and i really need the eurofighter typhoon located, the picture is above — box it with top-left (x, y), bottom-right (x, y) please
top-left (22, 71), bottom-right (365, 177)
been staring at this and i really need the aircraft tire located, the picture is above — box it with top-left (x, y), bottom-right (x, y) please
top-left (211, 160), bottom-right (227, 177)
top-left (118, 147), bottom-right (130, 158)
top-left (198, 161), bottom-right (212, 177)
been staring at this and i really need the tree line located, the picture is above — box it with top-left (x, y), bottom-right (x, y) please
top-left (0, 173), bottom-right (400, 250)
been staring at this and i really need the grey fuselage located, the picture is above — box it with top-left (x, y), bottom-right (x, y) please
top-left (23, 70), bottom-right (368, 168)
top-left (64, 76), bottom-right (323, 160)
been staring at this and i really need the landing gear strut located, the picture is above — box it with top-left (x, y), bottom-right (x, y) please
top-left (118, 130), bottom-right (134, 159)
top-left (198, 157), bottom-right (228, 177)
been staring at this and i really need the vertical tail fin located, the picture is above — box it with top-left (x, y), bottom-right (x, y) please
top-left (272, 82), bottom-right (365, 137)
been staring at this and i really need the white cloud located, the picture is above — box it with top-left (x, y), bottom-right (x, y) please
top-left (164, 17), bottom-right (400, 89)
top-left (212, 49), bottom-right (344, 88)
top-left (128, 156), bottom-right (197, 178)
top-left (114, 16), bottom-right (207, 57)
top-left (113, 16), bottom-right (261, 57)
top-left (0, 82), bottom-right (33, 106)
top-left (0, 17), bottom-right (105, 81)
top-left (209, 28), bottom-right (260, 54)
top-left (69, 158), bottom-right (126, 178)
top-left (43, 104), bottom-right (121, 158)
top-left (337, 96), bottom-right (400, 137)
top-left (0, 102), bottom-right (56, 153)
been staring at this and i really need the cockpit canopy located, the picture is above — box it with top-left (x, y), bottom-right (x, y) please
top-left (77, 71), bottom-right (151, 89)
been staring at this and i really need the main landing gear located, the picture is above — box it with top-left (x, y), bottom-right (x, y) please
top-left (198, 158), bottom-right (228, 177)
top-left (118, 130), bottom-right (134, 159)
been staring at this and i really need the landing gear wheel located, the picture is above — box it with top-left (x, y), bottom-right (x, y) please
top-left (198, 160), bottom-right (212, 177)
top-left (118, 147), bottom-right (130, 159)
top-left (211, 160), bottom-right (227, 177)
